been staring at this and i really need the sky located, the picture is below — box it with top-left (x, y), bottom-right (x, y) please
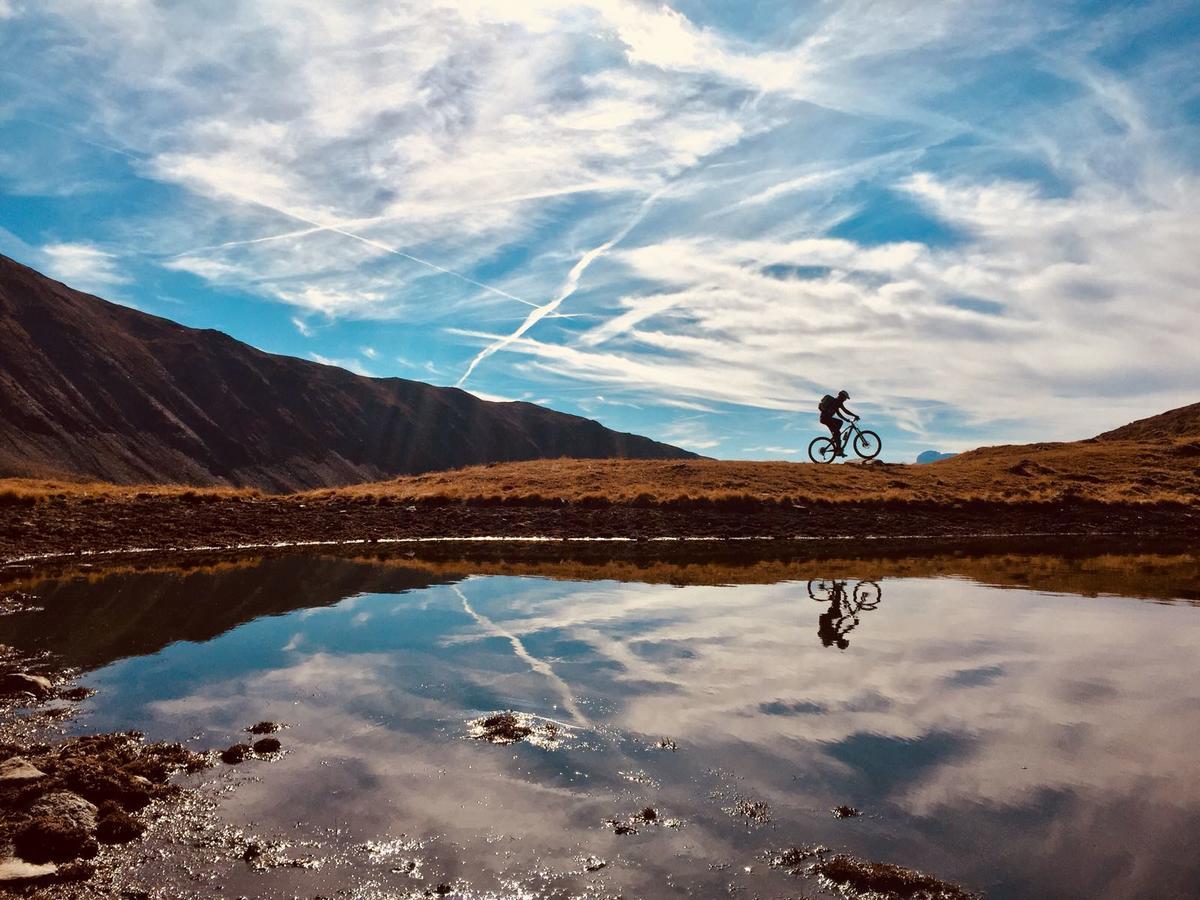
top-left (1, 0), bottom-right (1198, 461)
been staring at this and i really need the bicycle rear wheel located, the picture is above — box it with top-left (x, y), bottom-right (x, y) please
top-left (853, 430), bottom-right (882, 460)
top-left (808, 436), bottom-right (837, 464)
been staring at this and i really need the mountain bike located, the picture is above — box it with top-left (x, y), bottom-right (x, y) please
top-left (808, 419), bottom-right (882, 464)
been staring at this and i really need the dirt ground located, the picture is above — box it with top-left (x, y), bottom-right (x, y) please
top-left (2, 490), bottom-right (1198, 565)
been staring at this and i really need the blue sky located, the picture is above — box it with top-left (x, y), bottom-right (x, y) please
top-left (1, 0), bottom-right (1198, 461)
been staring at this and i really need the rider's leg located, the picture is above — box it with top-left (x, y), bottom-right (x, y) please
top-left (821, 414), bottom-right (840, 452)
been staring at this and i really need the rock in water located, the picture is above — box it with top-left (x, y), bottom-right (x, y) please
top-left (0, 756), bottom-right (47, 783)
top-left (15, 792), bottom-right (99, 863)
top-left (0, 858), bottom-right (58, 883)
top-left (96, 801), bottom-right (144, 844)
top-left (221, 743), bottom-right (252, 764)
top-left (0, 673), bottom-right (53, 697)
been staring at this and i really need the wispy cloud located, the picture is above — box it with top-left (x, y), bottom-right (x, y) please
top-left (309, 352), bottom-right (374, 377)
top-left (457, 185), bottom-right (668, 385)
top-left (40, 242), bottom-right (128, 293)
top-left (3, 0), bottom-right (1197, 449)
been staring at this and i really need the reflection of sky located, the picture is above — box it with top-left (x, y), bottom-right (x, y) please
top-left (76, 570), bottom-right (1200, 899)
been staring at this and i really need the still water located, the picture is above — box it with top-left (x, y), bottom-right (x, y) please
top-left (4, 549), bottom-right (1199, 899)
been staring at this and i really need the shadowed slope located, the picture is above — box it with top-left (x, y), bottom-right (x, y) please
top-left (0, 255), bottom-right (694, 491)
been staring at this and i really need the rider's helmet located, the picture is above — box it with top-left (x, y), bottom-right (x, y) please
top-left (837, 390), bottom-right (850, 400)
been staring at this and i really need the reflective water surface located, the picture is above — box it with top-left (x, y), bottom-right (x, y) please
top-left (3, 547), bottom-right (1199, 899)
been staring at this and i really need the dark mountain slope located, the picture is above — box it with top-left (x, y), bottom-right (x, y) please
top-left (1095, 402), bottom-right (1200, 442)
top-left (0, 254), bottom-right (694, 490)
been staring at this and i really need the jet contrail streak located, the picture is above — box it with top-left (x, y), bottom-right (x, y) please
top-left (189, 193), bottom-right (538, 308)
top-left (173, 225), bottom-right (334, 254)
top-left (451, 586), bottom-right (588, 727)
top-left (456, 186), bottom-right (667, 386)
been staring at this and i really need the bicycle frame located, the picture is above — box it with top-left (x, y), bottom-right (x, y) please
top-left (831, 417), bottom-right (861, 445)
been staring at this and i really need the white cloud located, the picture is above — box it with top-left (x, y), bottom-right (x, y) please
top-left (309, 352), bottom-right (374, 377)
top-left (10, 0), bottom-right (1199, 444)
top-left (744, 446), bottom-right (799, 456)
top-left (40, 242), bottom-right (129, 292)
top-left (657, 415), bottom-right (722, 452)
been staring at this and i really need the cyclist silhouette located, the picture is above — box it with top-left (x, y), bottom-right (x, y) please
top-left (818, 390), bottom-right (858, 457)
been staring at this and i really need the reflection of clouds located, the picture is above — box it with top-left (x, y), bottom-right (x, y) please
top-left (451, 585), bottom-right (587, 726)
top-left (446, 574), bottom-right (1200, 896)
top-left (91, 569), bottom-right (1200, 899)
top-left (145, 641), bottom-right (739, 897)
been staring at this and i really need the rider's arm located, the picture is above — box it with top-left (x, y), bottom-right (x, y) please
top-left (839, 404), bottom-right (859, 421)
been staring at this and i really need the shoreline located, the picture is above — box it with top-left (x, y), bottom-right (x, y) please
top-left (4, 493), bottom-right (1198, 570)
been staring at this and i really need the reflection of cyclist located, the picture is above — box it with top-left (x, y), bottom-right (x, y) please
top-left (808, 579), bottom-right (882, 650)
top-left (817, 580), bottom-right (851, 649)
top-left (817, 390), bottom-right (858, 457)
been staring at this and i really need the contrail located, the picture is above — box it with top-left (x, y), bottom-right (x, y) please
top-left (173, 224), bottom-right (334, 254)
top-left (184, 192), bottom-right (539, 308)
top-left (451, 585), bottom-right (588, 727)
top-left (456, 186), bottom-right (667, 386)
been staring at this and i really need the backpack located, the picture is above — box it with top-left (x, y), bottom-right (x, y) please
top-left (818, 394), bottom-right (837, 415)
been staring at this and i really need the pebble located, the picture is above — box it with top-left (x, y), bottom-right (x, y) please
top-left (0, 858), bottom-right (57, 883)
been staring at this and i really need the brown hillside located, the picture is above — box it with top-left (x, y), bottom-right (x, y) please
top-left (307, 431), bottom-right (1200, 506)
top-left (1095, 401), bottom-right (1200, 442)
top-left (0, 254), bottom-right (693, 491)
top-left (4, 416), bottom-right (1199, 510)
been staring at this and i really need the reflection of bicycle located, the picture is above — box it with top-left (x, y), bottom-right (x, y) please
top-left (808, 420), bottom-right (882, 464)
top-left (807, 579), bottom-right (882, 650)
top-left (807, 579), bottom-right (881, 608)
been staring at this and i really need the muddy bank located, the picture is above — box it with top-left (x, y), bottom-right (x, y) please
top-left (0, 643), bottom-right (212, 892)
top-left (0, 733), bottom-right (208, 886)
top-left (3, 492), bottom-right (1198, 563)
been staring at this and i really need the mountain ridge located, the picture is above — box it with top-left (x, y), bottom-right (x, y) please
top-left (0, 254), bottom-right (695, 491)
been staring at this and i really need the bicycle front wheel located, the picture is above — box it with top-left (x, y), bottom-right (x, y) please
top-left (853, 580), bottom-right (882, 609)
top-left (808, 436), bottom-right (837, 464)
top-left (853, 430), bottom-right (882, 460)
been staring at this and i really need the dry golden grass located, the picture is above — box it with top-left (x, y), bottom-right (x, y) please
top-left (3, 436), bottom-right (1198, 507)
top-left (0, 478), bottom-right (260, 506)
top-left (309, 437), bottom-right (1200, 506)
